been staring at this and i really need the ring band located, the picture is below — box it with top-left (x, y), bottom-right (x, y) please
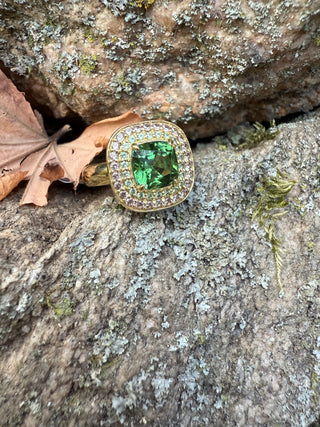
top-left (82, 120), bottom-right (194, 212)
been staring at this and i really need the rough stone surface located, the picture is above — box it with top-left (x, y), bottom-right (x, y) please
top-left (1, 110), bottom-right (320, 426)
top-left (1, 0), bottom-right (320, 138)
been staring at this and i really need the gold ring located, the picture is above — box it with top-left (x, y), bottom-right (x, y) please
top-left (82, 120), bottom-right (194, 212)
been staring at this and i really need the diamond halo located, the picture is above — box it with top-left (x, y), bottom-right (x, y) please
top-left (106, 120), bottom-right (194, 212)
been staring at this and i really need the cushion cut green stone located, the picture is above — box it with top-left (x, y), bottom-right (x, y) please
top-left (131, 141), bottom-right (179, 190)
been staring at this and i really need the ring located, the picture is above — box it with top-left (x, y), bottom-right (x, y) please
top-left (82, 120), bottom-right (194, 212)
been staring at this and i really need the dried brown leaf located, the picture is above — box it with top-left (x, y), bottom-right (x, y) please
top-left (0, 171), bottom-right (28, 202)
top-left (0, 70), bottom-right (47, 173)
top-left (0, 70), bottom-right (140, 206)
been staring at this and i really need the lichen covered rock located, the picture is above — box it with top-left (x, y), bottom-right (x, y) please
top-left (1, 110), bottom-right (320, 425)
top-left (1, 0), bottom-right (320, 137)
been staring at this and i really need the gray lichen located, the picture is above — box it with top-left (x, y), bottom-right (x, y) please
top-left (0, 0), bottom-right (319, 134)
top-left (1, 3), bottom-right (320, 422)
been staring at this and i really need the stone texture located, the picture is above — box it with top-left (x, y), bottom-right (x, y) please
top-left (0, 0), bottom-right (320, 138)
top-left (1, 110), bottom-right (320, 426)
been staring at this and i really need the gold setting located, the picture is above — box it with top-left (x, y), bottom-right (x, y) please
top-left (106, 120), bottom-right (194, 212)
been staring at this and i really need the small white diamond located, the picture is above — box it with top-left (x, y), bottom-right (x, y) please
top-left (135, 126), bottom-right (144, 135)
top-left (146, 201), bottom-right (154, 209)
top-left (119, 191), bottom-right (128, 199)
top-left (135, 200), bottom-right (144, 208)
top-left (112, 171), bottom-right (121, 181)
top-left (181, 145), bottom-right (188, 153)
top-left (114, 182), bottom-right (122, 190)
top-left (110, 162), bottom-right (119, 170)
top-left (112, 141), bottom-right (120, 150)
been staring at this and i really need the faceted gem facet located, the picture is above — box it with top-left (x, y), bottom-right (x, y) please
top-left (131, 141), bottom-right (179, 190)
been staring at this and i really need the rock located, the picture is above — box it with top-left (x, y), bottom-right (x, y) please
top-left (1, 110), bottom-right (320, 425)
top-left (1, 1), bottom-right (320, 138)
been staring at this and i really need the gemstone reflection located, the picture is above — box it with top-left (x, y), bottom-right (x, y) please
top-left (131, 141), bottom-right (179, 190)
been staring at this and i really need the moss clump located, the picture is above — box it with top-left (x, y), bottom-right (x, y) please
top-left (46, 296), bottom-right (73, 319)
top-left (116, 73), bottom-right (130, 90)
top-left (79, 54), bottom-right (97, 75)
top-left (311, 369), bottom-right (319, 404)
top-left (237, 120), bottom-right (279, 150)
top-left (110, 67), bottom-right (146, 99)
top-left (91, 353), bottom-right (103, 369)
top-left (252, 170), bottom-right (296, 290)
top-left (83, 28), bottom-right (98, 43)
top-left (129, 0), bottom-right (155, 9)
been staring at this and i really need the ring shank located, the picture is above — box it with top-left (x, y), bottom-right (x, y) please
top-left (81, 162), bottom-right (110, 187)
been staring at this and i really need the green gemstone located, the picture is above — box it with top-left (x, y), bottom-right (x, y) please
top-left (131, 141), bottom-right (179, 190)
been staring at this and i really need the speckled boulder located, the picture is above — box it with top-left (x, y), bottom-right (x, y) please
top-left (1, 110), bottom-right (320, 425)
top-left (0, 0), bottom-right (320, 138)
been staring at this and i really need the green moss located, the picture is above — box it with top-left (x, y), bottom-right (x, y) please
top-left (91, 353), bottom-right (103, 369)
top-left (83, 28), bottom-right (98, 43)
top-left (110, 67), bottom-right (146, 99)
top-left (252, 170), bottom-right (296, 290)
top-left (28, 35), bottom-right (34, 48)
top-left (117, 73), bottom-right (130, 90)
top-left (82, 309), bottom-right (89, 320)
top-left (311, 369), bottom-right (319, 404)
top-left (46, 296), bottom-right (74, 319)
top-left (100, 358), bottom-right (119, 376)
top-left (237, 120), bottom-right (279, 150)
top-left (314, 36), bottom-right (320, 47)
top-left (79, 54), bottom-right (97, 75)
top-left (129, 0), bottom-right (155, 9)
top-left (308, 241), bottom-right (315, 252)
top-left (197, 334), bottom-right (205, 345)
